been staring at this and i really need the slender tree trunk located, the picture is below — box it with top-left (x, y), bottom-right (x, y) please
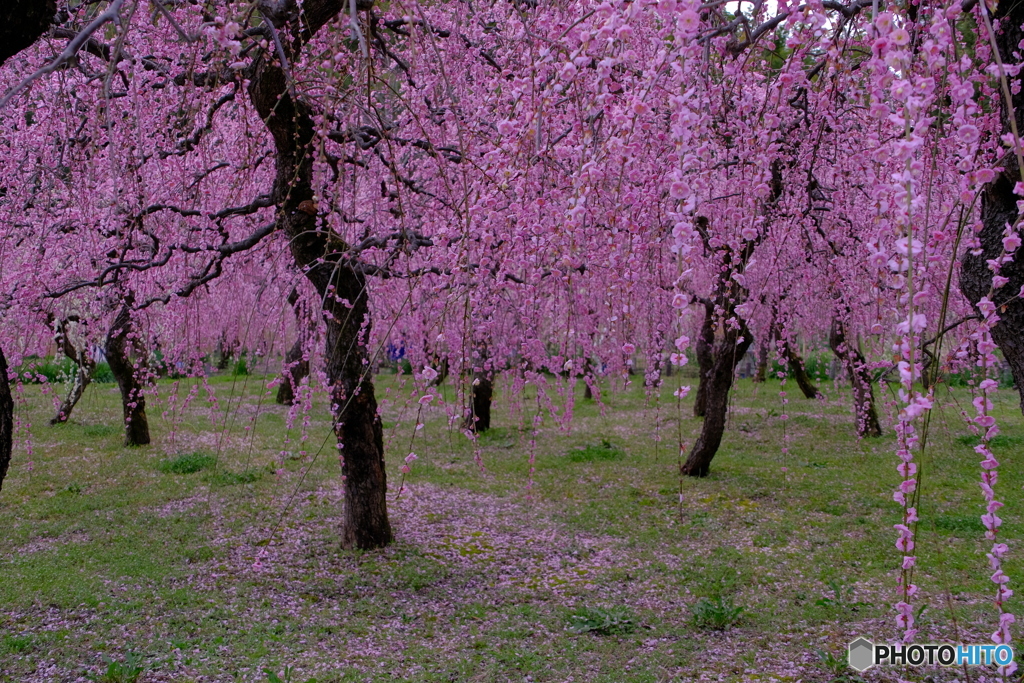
top-left (431, 355), bottom-right (449, 386)
top-left (829, 318), bottom-right (882, 437)
top-left (51, 362), bottom-right (93, 425)
top-left (0, 345), bottom-right (13, 492)
top-left (583, 358), bottom-right (595, 399)
top-left (778, 338), bottom-right (821, 399)
top-left (248, 24), bottom-right (392, 548)
top-left (216, 334), bottom-right (234, 371)
top-left (693, 301), bottom-right (716, 417)
top-left (464, 372), bottom-right (494, 432)
top-left (50, 318), bottom-right (95, 425)
top-left (682, 325), bottom-right (753, 477)
top-left (961, 1), bottom-right (1024, 414)
top-left (752, 334), bottom-right (769, 383)
top-left (277, 288), bottom-right (311, 406)
top-left (276, 337), bottom-right (308, 406)
top-left (105, 300), bottom-right (151, 447)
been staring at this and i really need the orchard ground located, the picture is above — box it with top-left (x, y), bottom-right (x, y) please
top-left (0, 369), bottom-right (1021, 682)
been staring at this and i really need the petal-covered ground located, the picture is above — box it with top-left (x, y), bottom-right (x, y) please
top-left (1, 373), bottom-right (1020, 682)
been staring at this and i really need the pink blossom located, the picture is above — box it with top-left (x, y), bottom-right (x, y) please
top-left (890, 28), bottom-right (910, 46)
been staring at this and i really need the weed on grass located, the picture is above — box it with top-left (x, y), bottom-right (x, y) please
top-left (567, 605), bottom-right (636, 635)
top-left (691, 596), bottom-right (744, 631)
top-left (158, 452), bottom-right (216, 474)
top-left (567, 439), bottom-right (624, 463)
top-left (207, 469), bottom-right (262, 486)
top-left (816, 649), bottom-right (865, 682)
top-left (87, 653), bottom-right (146, 683)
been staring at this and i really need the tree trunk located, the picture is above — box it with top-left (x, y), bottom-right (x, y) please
top-left (1, 0), bottom-right (55, 66)
top-left (779, 338), bottom-right (821, 399)
top-left (317, 264), bottom-right (392, 550)
top-left (50, 318), bottom-right (96, 425)
top-left (247, 17), bottom-right (392, 548)
top-left (829, 318), bottom-right (882, 438)
top-left (51, 362), bottom-right (93, 425)
top-left (431, 355), bottom-right (449, 386)
top-left (752, 334), bottom-right (769, 383)
top-left (682, 325), bottom-right (753, 477)
top-left (276, 337), bottom-right (308, 406)
top-left (693, 301), bottom-right (716, 417)
top-left (464, 372), bottom-right (494, 432)
top-left (961, 1), bottom-right (1024, 414)
top-left (216, 334), bottom-right (234, 371)
top-left (583, 358), bottom-right (595, 399)
top-left (105, 299), bottom-right (151, 447)
top-left (0, 345), bottom-right (13, 492)
top-left (277, 288), bottom-right (311, 406)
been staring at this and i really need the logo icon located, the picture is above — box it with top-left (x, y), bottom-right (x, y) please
top-left (849, 637), bottom-right (874, 672)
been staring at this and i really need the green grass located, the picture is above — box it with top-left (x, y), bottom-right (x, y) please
top-left (566, 439), bottom-right (624, 463)
top-left (158, 452), bottom-right (217, 474)
top-left (0, 371), bottom-right (1020, 681)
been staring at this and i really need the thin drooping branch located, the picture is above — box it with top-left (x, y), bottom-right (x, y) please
top-left (47, 219), bottom-right (277, 302)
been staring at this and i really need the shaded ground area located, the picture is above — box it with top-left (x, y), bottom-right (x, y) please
top-left (0, 373), bottom-right (1020, 681)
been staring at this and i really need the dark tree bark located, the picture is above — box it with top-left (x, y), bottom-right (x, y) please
top-left (430, 355), bottom-right (449, 386)
top-left (1, 0), bottom-right (56, 66)
top-left (464, 372), bottom-right (494, 432)
top-left (683, 163), bottom-right (782, 477)
top-left (829, 317), bottom-right (882, 438)
top-left (216, 333), bottom-right (235, 371)
top-left (961, 2), bottom-right (1024, 413)
top-left (752, 334), bottom-right (769, 383)
top-left (693, 301), bottom-right (716, 417)
top-left (277, 289), bottom-right (311, 406)
top-left (276, 337), bottom-right (308, 405)
top-left (682, 321), bottom-right (753, 477)
top-left (105, 299), bottom-right (151, 447)
top-left (582, 358), bottom-right (597, 399)
top-left (247, 2), bottom-right (392, 548)
top-left (49, 317), bottom-right (96, 425)
top-left (0, 345), bottom-right (13, 493)
top-left (777, 335), bottom-right (821, 399)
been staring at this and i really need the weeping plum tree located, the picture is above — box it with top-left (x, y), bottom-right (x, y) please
top-left (246, 0), bottom-right (394, 548)
top-left (682, 245), bottom-right (755, 478)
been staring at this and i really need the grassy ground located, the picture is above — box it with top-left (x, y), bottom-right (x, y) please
top-left (0, 369), bottom-right (1021, 682)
